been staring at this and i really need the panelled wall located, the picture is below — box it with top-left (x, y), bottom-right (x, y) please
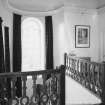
top-left (98, 7), bottom-right (105, 62)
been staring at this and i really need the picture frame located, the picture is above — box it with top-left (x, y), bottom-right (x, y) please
top-left (75, 25), bottom-right (90, 48)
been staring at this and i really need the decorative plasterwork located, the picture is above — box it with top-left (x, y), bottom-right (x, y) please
top-left (97, 6), bottom-right (105, 15)
top-left (2, 0), bottom-right (64, 16)
top-left (65, 6), bottom-right (97, 15)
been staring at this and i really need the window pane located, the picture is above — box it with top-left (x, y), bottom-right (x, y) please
top-left (22, 17), bottom-right (43, 72)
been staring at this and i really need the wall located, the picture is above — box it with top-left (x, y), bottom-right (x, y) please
top-left (0, 1), bottom-right (105, 104)
top-left (0, 0), bottom-right (65, 70)
top-left (21, 11), bottom-right (65, 69)
top-left (53, 10), bottom-right (65, 68)
top-left (65, 7), bottom-right (100, 62)
top-left (0, 0), bottom-right (103, 69)
top-left (98, 8), bottom-right (105, 61)
top-left (0, 0), bottom-right (64, 70)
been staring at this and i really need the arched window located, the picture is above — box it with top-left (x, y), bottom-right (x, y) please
top-left (21, 17), bottom-right (45, 72)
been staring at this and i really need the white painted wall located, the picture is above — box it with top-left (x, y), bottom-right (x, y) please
top-left (0, 0), bottom-right (104, 68)
top-left (0, 1), bottom-right (105, 104)
top-left (98, 10), bottom-right (105, 61)
top-left (53, 11), bottom-right (65, 68)
top-left (65, 7), bottom-right (100, 62)
top-left (0, 0), bottom-right (65, 70)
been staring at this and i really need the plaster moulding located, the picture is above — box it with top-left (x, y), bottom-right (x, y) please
top-left (97, 6), bottom-right (105, 15)
top-left (2, 0), bottom-right (64, 16)
top-left (65, 6), bottom-right (97, 15)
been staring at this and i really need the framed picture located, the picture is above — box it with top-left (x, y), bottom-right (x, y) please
top-left (75, 25), bottom-right (90, 48)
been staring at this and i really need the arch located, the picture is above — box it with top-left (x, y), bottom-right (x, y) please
top-left (21, 17), bottom-right (45, 72)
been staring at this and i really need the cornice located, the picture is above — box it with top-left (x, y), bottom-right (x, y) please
top-left (2, 0), bottom-right (64, 16)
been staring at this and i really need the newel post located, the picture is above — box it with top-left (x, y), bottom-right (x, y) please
top-left (101, 62), bottom-right (105, 105)
top-left (60, 65), bottom-right (65, 105)
top-left (64, 53), bottom-right (67, 67)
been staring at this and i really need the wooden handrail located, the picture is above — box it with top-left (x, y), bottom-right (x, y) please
top-left (0, 67), bottom-right (64, 77)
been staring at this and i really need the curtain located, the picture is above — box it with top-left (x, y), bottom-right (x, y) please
top-left (4, 26), bottom-right (10, 73)
top-left (45, 16), bottom-right (54, 69)
top-left (4, 26), bottom-right (11, 98)
top-left (0, 17), bottom-right (5, 73)
top-left (0, 17), bottom-right (8, 100)
top-left (13, 13), bottom-right (22, 97)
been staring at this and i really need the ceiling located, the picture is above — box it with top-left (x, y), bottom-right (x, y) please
top-left (7, 0), bottom-right (64, 12)
top-left (65, 0), bottom-right (105, 9)
top-left (3, 0), bottom-right (105, 12)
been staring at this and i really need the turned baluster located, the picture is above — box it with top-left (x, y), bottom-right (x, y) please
top-left (68, 57), bottom-right (70, 70)
top-left (76, 60), bottom-right (79, 81)
top-left (40, 74), bottom-right (48, 105)
top-left (69, 58), bottom-right (72, 76)
top-left (100, 63), bottom-right (105, 104)
top-left (86, 62), bottom-right (90, 89)
top-left (98, 64), bottom-right (103, 97)
top-left (0, 77), bottom-right (9, 105)
top-left (50, 73), bottom-right (58, 105)
top-left (80, 61), bottom-right (83, 83)
top-left (51, 73), bottom-right (57, 92)
top-left (72, 59), bottom-right (75, 78)
top-left (92, 64), bottom-right (96, 92)
top-left (64, 53), bottom-right (67, 69)
top-left (20, 76), bottom-right (29, 105)
top-left (30, 75), bottom-right (39, 105)
top-left (9, 77), bottom-right (19, 105)
top-left (95, 64), bottom-right (101, 96)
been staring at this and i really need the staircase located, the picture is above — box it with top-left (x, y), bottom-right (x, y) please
top-left (64, 53), bottom-right (104, 105)
top-left (0, 66), bottom-right (65, 105)
top-left (66, 75), bottom-right (101, 105)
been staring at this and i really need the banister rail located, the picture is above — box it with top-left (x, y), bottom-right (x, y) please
top-left (0, 68), bottom-right (64, 77)
top-left (0, 65), bottom-right (65, 105)
top-left (64, 53), bottom-right (105, 104)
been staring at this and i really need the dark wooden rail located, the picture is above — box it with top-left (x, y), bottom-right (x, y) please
top-left (64, 53), bottom-right (105, 105)
top-left (0, 65), bottom-right (65, 105)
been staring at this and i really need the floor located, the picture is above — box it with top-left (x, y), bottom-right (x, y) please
top-left (66, 75), bottom-right (101, 105)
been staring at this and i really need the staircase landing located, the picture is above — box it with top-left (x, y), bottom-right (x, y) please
top-left (66, 76), bottom-right (101, 105)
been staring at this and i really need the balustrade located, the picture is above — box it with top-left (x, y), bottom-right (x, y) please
top-left (0, 65), bottom-right (65, 105)
top-left (64, 53), bottom-right (105, 104)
